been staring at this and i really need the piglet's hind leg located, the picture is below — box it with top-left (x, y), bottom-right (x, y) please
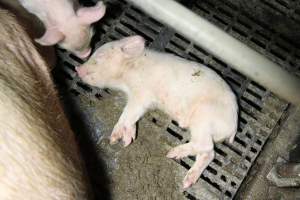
top-left (167, 121), bottom-right (215, 188)
top-left (166, 138), bottom-right (215, 189)
top-left (183, 150), bottom-right (214, 189)
top-left (167, 143), bottom-right (199, 160)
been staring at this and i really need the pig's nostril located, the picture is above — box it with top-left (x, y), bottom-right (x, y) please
top-left (76, 48), bottom-right (92, 59)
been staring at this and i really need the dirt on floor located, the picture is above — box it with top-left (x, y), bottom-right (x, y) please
top-left (79, 91), bottom-right (187, 200)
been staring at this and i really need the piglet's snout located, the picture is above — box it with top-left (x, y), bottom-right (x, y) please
top-left (75, 66), bottom-right (88, 78)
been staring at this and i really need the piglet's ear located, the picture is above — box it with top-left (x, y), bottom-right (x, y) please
top-left (77, 1), bottom-right (106, 25)
top-left (120, 35), bottom-right (145, 57)
top-left (35, 27), bottom-right (65, 46)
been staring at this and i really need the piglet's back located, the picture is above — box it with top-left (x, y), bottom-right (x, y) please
top-left (143, 50), bottom-right (235, 102)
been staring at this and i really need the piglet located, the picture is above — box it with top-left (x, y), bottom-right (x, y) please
top-left (76, 35), bottom-right (238, 189)
top-left (18, 0), bottom-right (106, 58)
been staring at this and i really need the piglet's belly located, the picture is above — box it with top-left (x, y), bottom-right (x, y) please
top-left (157, 99), bottom-right (192, 128)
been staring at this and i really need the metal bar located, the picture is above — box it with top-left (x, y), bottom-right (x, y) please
top-left (126, 0), bottom-right (300, 105)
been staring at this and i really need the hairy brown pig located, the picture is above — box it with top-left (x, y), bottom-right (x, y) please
top-left (0, 8), bottom-right (91, 200)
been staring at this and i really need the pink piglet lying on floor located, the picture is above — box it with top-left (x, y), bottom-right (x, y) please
top-left (76, 35), bottom-right (238, 189)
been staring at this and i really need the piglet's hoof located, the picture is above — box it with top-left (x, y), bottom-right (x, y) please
top-left (109, 129), bottom-right (122, 145)
top-left (183, 170), bottom-right (199, 189)
top-left (110, 125), bottom-right (136, 147)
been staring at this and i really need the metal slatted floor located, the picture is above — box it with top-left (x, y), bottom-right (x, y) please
top-left (53, 0), bottom-right (299, 199)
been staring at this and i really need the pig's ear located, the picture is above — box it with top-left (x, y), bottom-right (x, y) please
top-left (35, 27), bottom-right (65, 46)
top-left (77, 1), bottom-right (106, 25)
top-left (120, 36), bottom-right (145, 57)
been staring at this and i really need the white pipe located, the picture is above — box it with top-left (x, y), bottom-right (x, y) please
top-left (126, 0), bottom-right (300, 105)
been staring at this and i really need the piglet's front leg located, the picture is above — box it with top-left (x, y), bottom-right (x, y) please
top-left (110, 96), bottom-right (149, 147)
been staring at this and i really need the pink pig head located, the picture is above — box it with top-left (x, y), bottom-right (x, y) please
top-left (35, 1), bottom-right (106, 59)
top-left (76, 35), bottom-right (146, 85)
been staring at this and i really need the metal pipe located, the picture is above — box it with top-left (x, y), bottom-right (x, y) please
top-left (126, 0), bottom-right (300, 105)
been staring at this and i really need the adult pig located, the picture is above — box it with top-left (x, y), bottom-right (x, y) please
top-left (18, 0), bottom-right (106, 58)
top-left (0, 0), bottom-right (57, 69)
top-left (0, 8), bottom-right (91, 199)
